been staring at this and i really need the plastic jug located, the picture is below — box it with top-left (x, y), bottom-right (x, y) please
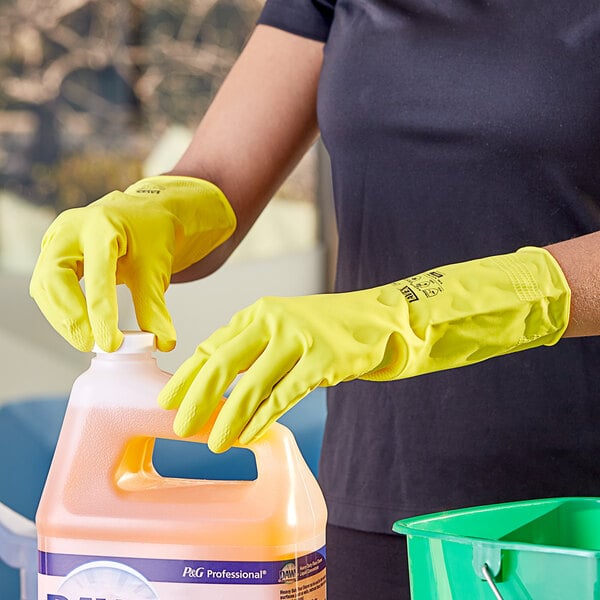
top-left (36, 331), bottom-right (327, 599)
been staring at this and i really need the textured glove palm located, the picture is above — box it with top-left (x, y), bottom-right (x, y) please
top-left (158, 246), bottom-right (570, 452)
top-left (30, 176), bottom-right (236, 352)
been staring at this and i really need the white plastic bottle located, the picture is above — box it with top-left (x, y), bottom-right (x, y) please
top-left (36, 331), bottom-right (327, 599)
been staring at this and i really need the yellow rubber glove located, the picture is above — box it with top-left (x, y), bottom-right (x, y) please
top-left (158, 246), bottom-right (570, 452)
top-left (30, 176), bottom-right (236, 352)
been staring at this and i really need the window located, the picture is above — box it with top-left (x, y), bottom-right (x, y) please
top-left (0, 0), bottom-right (323, 274)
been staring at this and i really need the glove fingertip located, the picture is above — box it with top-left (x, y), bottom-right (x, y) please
top-left (237, 432), bottom-right (254, 447)
top-left (156, 335), bottom-right (177, 353)
top-left (87, 317), bottom-right (123, 353)
top-left (172, 420), bottom-right (190, 439)
top-left (99, 329), bottom-right (124, 353)
top-left (132, 298), bottom-right (177, 352)
top-left (208, 428), bottom-right (233, 454)
top-left (157, 372), bottom-right (190, 409)
top-left (239, 425), bottom-right (266, 447)
top-left (157, 387), bottom-right (179, 410)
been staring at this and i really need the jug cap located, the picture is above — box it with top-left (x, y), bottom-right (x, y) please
top-left (93, 331), bottom-right (156, 354)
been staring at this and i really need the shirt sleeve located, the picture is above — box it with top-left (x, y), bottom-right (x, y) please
top-left (257, 0), bottom-right (335, 43)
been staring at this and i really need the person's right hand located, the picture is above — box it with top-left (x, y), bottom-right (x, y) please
top-left (29, 175), bottom-right (236, 353)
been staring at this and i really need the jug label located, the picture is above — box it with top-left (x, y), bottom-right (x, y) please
top-left (38, 547), bottom-right (326, 599)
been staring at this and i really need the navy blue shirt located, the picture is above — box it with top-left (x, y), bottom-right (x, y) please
top-left (258, 0), bottom-right (600, 533)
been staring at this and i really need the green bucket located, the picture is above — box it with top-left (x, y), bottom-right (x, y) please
top-left (393, 497), bottom-right (600, 599)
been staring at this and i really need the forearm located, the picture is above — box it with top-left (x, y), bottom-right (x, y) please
top-left (168, 25), bottom-right (324, 282)
top-left (545, 230), bottom-right (600, 337)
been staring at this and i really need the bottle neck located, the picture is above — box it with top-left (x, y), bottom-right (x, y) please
top-left (92, 351), bottom-right (155, 363)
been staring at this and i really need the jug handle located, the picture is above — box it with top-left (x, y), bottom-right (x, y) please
top-left (114, 401), bottom-right (308, 491)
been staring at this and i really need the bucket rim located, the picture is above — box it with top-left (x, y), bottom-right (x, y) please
top-left (392, 496), bottom-right (600, 558)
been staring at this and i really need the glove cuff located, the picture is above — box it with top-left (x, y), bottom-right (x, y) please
top-left (362, 246), bottom-right (571, 382)
top-left (505, 246), bottom-right (571, 346)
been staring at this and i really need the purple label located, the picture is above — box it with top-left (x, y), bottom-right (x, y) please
top-left (39, 548), bottom-right (326, 585)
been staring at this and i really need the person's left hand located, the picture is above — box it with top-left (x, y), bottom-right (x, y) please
top-left (158, 247), bottom-right (570, 453)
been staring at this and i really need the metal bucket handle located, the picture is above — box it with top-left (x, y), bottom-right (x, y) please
top-left (474, 544), bottom-right (504, 599)
top-left (481, 563), bottom-right (504, 600)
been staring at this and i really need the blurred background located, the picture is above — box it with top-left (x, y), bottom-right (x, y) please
top-left (0, 0), bottom-right (336, 401)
